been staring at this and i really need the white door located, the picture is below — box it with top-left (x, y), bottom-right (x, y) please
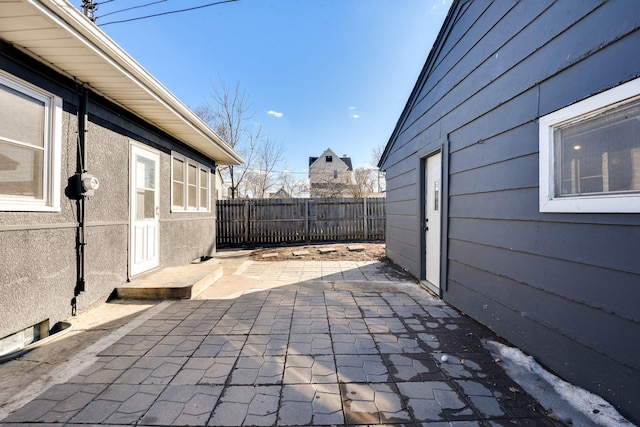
top-left (130, 145), bottom-right (159, 276)
top-left (425, 152), bottom-right (442, 288)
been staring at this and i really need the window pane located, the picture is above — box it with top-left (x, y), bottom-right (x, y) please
top-left (0, 82), bottom-right (46, 147)
top-left (172, 157), bottom-right (184, 207)
top-left (143, 190), bottom-right (155, 219)
top-left (187, 164), bottom-right (197, 208)
top-left (555, 100), bottom-right (640, 196)
top-left (136, 189), bottom-right (155, 220)
top-left (200, 169), bottom-right (208, 189)
top-left (199, 169), bottom-right (208, 209)
top-left (136, 157), bottom-right (155, 189)
top-left (200, 187), bottom-right (207, 208)
top-left (188, 186), bottom-right (197, 208)
top-left (0, 141), bottom-right (43, 198)
top-left (188, 163), bottom-right (197, 185)
top-left (172, 157), bottom-right (184, 183)
top-left (172, 181), bottom-right (184, 207)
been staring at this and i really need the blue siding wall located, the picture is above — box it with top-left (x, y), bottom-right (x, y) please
top-left (382, 0), bottom-right (640, 422)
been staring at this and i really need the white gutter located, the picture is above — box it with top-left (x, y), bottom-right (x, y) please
top-left (25, 0), bottom-right (243, 165)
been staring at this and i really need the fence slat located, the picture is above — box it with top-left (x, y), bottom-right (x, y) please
top-left (216, 197), bottom-right (385, 246)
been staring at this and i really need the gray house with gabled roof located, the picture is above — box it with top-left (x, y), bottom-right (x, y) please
top-left (0, 0), bottom-right (242, 354)
top-left (379, 0), bottom-right (640, 423)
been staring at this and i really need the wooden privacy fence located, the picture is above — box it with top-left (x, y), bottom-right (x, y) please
top-left (217, 197), bottom-right (385, 246)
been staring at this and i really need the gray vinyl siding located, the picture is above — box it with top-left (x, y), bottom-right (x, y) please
top-left (384, 161), bottom-right (421, 275)
top-left (382, 0), bottom-right (640, 422)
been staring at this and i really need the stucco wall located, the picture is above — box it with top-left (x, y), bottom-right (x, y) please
top-left (0, 103), bottom-right (133, 338)
top-left (0, 227), bottom-right (77, 338)
top-left (0, 70), bottom-right (81, 337)
top-left (158, 143), bottom-right (217, 266)
top-left (1, 45), bottom-right (218, 341)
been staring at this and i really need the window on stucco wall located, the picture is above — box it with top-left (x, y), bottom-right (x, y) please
top-left (0, 71), bottom-right (62, 211)
top-left (171, 152), bottom-right (210, 212)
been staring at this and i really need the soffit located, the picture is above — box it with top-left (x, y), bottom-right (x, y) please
top-left (0, 0), bottom-right (243, 165)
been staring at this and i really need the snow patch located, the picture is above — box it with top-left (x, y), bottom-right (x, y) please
top-left (482, 339), bottom-right (634, 427)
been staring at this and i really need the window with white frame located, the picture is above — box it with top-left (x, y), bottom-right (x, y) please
top-left (539, 78), bottom-right (640, 213)
top-left (0, 72), bottom-right (62, 211)
top-left (171, 152), bottom-right (210, 211)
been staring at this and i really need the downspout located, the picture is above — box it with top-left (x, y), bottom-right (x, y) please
top-left (74, 86), bottom-right (89, 300)
top-left (71, 86), bottom-right (100, 314)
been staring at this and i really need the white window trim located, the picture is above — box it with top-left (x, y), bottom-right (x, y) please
top-left (199, 164), bottom-right (210, 209)
top-left (539, 77), bottom-right (640, 213)
top-left (171, 151), bottom-right (210, 212)
top-left (0, 71), bottom-right (62, 212)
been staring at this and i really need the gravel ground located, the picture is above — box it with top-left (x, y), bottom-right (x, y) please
top-left (248, 242), bottom-right (387, 262)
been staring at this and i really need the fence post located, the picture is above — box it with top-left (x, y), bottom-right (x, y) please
top-left (363, 198), bottom-right (369, 240)
top-left (243, 200), bottom-right (249, 244)
top-left (216, 197), bottom-right (385, 246)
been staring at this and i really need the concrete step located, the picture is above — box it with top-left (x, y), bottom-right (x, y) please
top-left (116, 258), bottom-right (223, 300)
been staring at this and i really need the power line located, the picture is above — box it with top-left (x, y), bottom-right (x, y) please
top-left (98, 0), bottom-right (239, 26)
top-left (98, 0), bottom-right (168, 19)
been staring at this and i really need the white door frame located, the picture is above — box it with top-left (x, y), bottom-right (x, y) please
top-left (422, 151), bottom-right (442, 295)
top-left (129, 144), bottom-right (160, 277)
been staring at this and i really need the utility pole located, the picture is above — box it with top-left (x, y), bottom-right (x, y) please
top-left (81, 0), bottom-right (97, 22)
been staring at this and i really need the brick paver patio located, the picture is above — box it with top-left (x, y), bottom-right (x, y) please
top-left (1, 274), bottom-right (564, 426)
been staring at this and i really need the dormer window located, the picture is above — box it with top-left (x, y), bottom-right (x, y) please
top-left (326, 155), bottom-right (333, 162)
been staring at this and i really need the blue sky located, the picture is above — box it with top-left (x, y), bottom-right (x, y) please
top-left (90, 0), bottom-right (452, 175)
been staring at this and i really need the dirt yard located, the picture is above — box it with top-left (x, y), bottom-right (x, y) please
top-left (249, 242), bottom-right (387, 262)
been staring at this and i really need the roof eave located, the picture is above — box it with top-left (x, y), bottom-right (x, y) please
top-left (14, 0), bottom-right (243, 166)
top-left (379, 0), bottom-right (462, 169)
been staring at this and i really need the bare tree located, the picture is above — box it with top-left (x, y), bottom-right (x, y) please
top-left (237, 169), bottom-right (259, 198)
top-left (370, 144), bottom-right (386, 194)
top-left (195, 78), bottom-right (257, 199)
top-left (275, 171), bottom-right (308, 198)
top-left (253, 137), bottom-right (285, 197)
top-left (350, 166), bottom-right (377, 198)
top-left (232, 136), bottom-right (286, 198)
top-left (371, 144), bottom-right (385, 166)
top-left (311, 176), bottom-right (352, 198)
